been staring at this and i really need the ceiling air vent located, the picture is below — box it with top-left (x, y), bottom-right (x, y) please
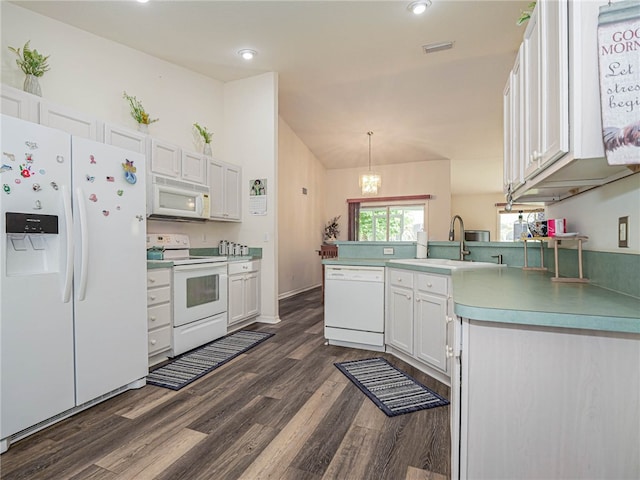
top-left (422, 41), bottom-right (454, 54)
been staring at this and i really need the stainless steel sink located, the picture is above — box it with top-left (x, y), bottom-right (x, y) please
top-left (387, 258), bottom-right (505, 270)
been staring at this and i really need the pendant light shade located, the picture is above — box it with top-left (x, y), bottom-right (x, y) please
top-left (359, 131), bottom-right (381, 195)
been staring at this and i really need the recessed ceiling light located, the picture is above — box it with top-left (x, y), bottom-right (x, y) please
top-left (422, 41), bottom-right (454, 54)
top-left (238, 49), bottom-right (257, 60)
top-left (408, 1), bottom-right (431, 15)
top-left (137, 0), bottom-right (149, 3)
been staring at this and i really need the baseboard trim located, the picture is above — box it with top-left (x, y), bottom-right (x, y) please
top-left (278, 284), bottom-right (321, 300)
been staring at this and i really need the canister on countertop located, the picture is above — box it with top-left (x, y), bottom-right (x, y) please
top-left (218, 240), bottom-right (228, 255)
top-left (242, 245), bottom-right (249, 256)
top-left (234, 243), bottom-right (242, 256)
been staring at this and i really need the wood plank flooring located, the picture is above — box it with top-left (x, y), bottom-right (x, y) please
top-left (0, 288), bottom-right (451, 480)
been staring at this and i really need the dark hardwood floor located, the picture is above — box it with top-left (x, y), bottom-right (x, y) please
top-left (0, 288), bottom-right (451, 480)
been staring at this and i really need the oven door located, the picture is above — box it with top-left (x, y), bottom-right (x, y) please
top-left (173, 263), bottom-right (227, 327)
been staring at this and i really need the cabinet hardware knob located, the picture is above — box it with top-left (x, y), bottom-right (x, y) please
top-left (149, 295), bottom-right (156, 300)
top-left (150, 339), bottom-right (157, 345)
top-left (446, 316), bottom-right (453, 324)
top-left (148, 278), bottom-right (156, 283)
top-left (446, 346), bottom-right (454, 358)
top-left (398, 278), bottom-right (402, 282)
top-left (427, 282), bottom-right (433, 287)
top-left (406, 294), bottom-right (411, 299)
top-left (150, 316), bottom-right (156, 321)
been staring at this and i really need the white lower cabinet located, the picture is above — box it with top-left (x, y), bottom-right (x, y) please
top-left (228, 260), bottom-right (260, 326)
top-left (386, 268), bottom-right (452, 382)
top-left (146, 268), bottom-right (172, 365)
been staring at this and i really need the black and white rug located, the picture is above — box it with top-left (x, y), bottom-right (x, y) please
top-left (147, 330), bottom-right (274, 390)
top-left (334, 357), bottom-right (449, 416)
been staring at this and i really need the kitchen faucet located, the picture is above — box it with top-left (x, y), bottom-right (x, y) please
top-left (449, 215), bottom-right (470, 261)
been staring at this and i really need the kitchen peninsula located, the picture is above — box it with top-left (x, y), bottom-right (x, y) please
top-left (324, 241), bottom-right (640, 480)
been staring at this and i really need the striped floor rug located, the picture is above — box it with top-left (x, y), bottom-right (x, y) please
top-left (147, 330), bottom-right (274, 390)
top-left (335, 357), bottom-right (449, 416)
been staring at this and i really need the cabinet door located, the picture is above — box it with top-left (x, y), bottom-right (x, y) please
top-left (523, 8), bottom-right (542, 180)
top-left (224, 163), bottom-right (242, 221)
top-left (538, 0), bottom-right (569, 169)
top-left (228, 274), bottom-right (246, 325)
top-left (386, 285), bottom-right (414, 355)
top-left (104, 123), bottom-right (147, 154)
top-left (150, 138), bottom-right (181, 178)
top-left (245, 271), bottom-right (260, 318)
top-left (1, 84), bottom-right (39, 121)
top-left (208, 159), bottom-right (225, 218)
top-left (39, 99), bottom-right (101, 141)
top-left (415, 291), bottom-right (448, 372)
top-left (181, 150), bottom-right (206, 184)
top-left (510, 46), bottom-right (525, 189)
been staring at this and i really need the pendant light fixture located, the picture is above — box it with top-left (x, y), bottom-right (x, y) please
top-left (359, 131), bottom-right (381, 196)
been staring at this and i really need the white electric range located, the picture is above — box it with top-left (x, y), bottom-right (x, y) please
top-left (147, 234), bottom-right (228, 356)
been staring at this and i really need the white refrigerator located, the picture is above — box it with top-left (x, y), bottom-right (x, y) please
top-left (0, 115), bottom-right (148, 451)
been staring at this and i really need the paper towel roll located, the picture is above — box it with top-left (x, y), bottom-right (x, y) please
top-left (416, 230), bottom-right (428, 258)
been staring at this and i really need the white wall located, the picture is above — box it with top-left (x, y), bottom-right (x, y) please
top-left (1, 3), bottom-right (224, 151)
top-left (222, 72), bottom-right (279, 322)
top-left (324, 160), bottom-right (451, 241)
top-left (278, 117), bottom-right (326, 298)
top-left (452, 193), bottom-right (506, 242)
top-left (546, 174), bottom-right (640, 254)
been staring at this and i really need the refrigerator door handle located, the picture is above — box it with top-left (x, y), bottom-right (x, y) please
top-left (76, 187), bottom-right (89, 302)
top-left (62, 185), bottom-right (74, 303)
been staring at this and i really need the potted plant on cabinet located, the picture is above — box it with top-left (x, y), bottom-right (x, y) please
top-left (8, 41), bottom-right (50, 97)
top-left (193, 122), bottom-right (213, 156)
top-left (122, 91), bottom-right (159, 132)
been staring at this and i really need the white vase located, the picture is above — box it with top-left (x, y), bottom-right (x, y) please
top-left (203, 143), bottom-right (212, 156)
top-left (23, 74), bottom-right (42, 97)
top-left (137, 123), bottom-right (149, 134)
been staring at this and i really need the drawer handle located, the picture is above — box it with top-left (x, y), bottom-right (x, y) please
top-left (149, 295), bottom-right (156, 301)
top-left (150, 339), bottom-right (157, 345)
top-left (148, 278), bottom-right (156, 283)
top-left (150, 316), bottom-right (156, 321)
top-left (426, 282), bottom-right (433, 288)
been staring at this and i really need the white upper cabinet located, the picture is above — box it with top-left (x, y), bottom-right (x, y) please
top-left (181, 150), bottom-right (207, 185)
top-left (103, 123), bottom-right (148, 154)
top-left (1, 84), bottom-right (39, 122)
top-left (506, 0), bottom-right (634, 203)
top-left (150, 138), bottom-right (181, 178)
top-left (39, 99), bottom-right (102, 141)
top-left (503, 45), bottom-right (525, 192)
top-left (149, 139), bottom-right (207, 185)
top-left (209, 159), bottom-right (242, 221)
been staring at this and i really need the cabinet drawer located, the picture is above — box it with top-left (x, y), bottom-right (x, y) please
top-left (389, 269), bottom-right (414, 288)
top-left (147, 268), bottom-right (171, 287)
top-left (147, 286), bottom-right (171, 306)
top-left (228, 260), bottom-right (258, 275)
top-left (416, 273), bottom-right (448, 296)
top-left (148, 325), bottom-right (171, 356)
top-left (147, 303), bottom-right (171, 329)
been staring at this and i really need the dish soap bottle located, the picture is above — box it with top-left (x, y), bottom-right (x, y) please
top-left (513, 211), bottom-right (528, 241)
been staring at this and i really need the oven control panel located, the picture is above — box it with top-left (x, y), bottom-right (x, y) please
top-left (146, 233), bottom-right (190, 250)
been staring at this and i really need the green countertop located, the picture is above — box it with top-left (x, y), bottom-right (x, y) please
top-left (325, 258), bottom-right (640, 334)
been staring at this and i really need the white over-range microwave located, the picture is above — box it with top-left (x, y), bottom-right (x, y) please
top-left (149, 175), bottom-right (210, 220)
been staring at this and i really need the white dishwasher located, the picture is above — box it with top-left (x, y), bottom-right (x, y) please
top-left (324, 265), bottom-right (385, 352)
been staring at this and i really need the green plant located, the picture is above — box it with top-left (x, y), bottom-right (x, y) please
top-left (8, 41), bottom-right (50, 77)
top-left (122, 91), bottom-right (158, 125)
top-left (193, 122), bottom-right (213, 143)
top-left (324, 216), bottom-right (340, 240)
top-left (517, 1), bottom-right (537, 25)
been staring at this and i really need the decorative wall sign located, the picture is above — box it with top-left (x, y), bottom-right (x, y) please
top-left (598, 1), bottom-right (640, 165)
